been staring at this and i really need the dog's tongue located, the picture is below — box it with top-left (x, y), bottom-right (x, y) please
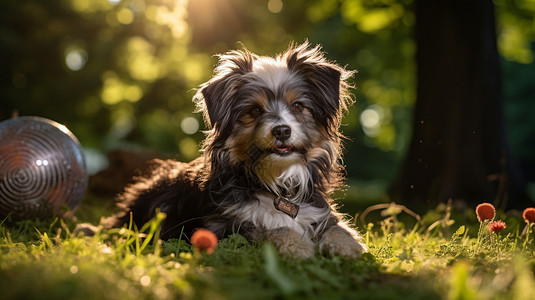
top-left (276, 146), bottom-right (291, 154)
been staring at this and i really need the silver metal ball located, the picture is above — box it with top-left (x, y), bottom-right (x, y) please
top-left (0, 117), bottom-right (88, 219)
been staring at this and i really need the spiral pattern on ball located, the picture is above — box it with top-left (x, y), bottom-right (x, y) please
top-left (0, 117), bottom-right (88, 219)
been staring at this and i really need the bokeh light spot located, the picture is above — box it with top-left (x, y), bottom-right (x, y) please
top-left (179, 137), bottom-right (199, 160)
top-left (126, 37), bottom-right (161, 82)
top-left (71, 0), bottom-right (112, 13)
top-left (361, 109), bottom-right (380, 129)
top-left (360, 105), bottom-right (383, 137)
top-left (180, 117), bottom-right (199, 135)
top-left (147, 1), bottom-right (188, 38)
top-left (140, 275), bottom-right (151, 287)
top-left (101, 77), bottom-right (123, 105)
top-left (181, 55), bottom-right (210, 83)
top-left (124, 85), bottom-right (143, 102)
top-left (65, 47), bottom-right (88, 71)
top-left (268, 0), bottom-right (283, 13)
top-left (101, 73), bottom-right (144, 105)
top-left (117, 8), bottom-right (134, 25)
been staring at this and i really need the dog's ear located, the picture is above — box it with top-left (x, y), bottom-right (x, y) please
top-left (200, 74), bottom-right (240, 130)
top-left (283, 42), bottom-right (353, 127)
top-left (194, 50), bottom-right (255, 130)
top-left (301, 63), bottom-right (341, 119)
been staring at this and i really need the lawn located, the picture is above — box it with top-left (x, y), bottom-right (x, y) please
top-left (1, 199), bottom-right (535, 300)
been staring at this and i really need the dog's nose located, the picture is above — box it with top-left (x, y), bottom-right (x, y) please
top-left (272, 125), bottom-right (291, 141)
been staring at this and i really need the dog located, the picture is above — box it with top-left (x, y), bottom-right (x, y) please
top-left (102, 41), bottom-right (367, 259)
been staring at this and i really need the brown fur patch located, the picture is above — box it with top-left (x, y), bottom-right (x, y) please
top-left (319, 223), bottom-right (367, 259)
top-left (265, 227), bottom-right (316, 259)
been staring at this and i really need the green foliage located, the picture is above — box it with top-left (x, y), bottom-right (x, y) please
top-left (1, 0), bottom-right (206, 159)
top-left (2, 1), bottom-right (535, 297)
top-left (495, 0), bottom-right (535, 64)
top-left (2, 203), bottom-right (535, 300)
top-left (1, 0), bottom-right (534, 192)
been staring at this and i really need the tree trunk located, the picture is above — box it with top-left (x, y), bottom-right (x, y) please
top-left (389, 0), bottom-right (526, 211)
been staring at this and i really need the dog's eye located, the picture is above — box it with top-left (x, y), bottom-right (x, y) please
top-left (250, 107), bottom-right (263, 118)
top-left (291, 102), bottom-right (304, 112)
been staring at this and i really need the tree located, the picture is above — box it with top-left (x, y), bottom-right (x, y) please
top-left (0, 0), bottom-right (209, 157)
top-left (389, 0), bottom-right (527, 211)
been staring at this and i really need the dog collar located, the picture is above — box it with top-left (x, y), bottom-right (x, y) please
top-left (273, 196), bottom-right (299, 219)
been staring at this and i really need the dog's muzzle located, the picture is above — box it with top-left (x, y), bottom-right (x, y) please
top-left (272, 125), bottom-right (291, 141)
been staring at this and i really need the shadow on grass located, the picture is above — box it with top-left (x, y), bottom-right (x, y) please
top-left (161, 234), bottom-right (442, 300)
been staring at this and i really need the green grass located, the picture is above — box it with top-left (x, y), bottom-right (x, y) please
top-left (1, 201), bottom-right (535, 300)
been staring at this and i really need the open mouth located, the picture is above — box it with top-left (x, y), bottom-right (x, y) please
top-left (273, 145), bottom-right (293, 155)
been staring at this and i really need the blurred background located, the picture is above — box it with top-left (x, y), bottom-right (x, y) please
top-left (1, 0), bottom-right (534, 211)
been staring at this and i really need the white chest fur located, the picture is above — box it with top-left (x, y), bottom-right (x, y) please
top-left (223, 192), bottom-right (331, 237)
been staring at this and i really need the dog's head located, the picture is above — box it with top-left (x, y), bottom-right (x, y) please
top-left (194, 42), bottom-right (354, 200)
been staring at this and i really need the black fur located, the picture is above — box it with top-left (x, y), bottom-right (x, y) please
top-left (104, 42), bottom-right (365, 258)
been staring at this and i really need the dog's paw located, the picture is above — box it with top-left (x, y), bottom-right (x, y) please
top-left (319, 223), bottom-right (367, 259)
top-left (265, 227), bottom-right (315, 259)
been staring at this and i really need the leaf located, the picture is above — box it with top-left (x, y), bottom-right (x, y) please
top-left (262, 244), bottom-right (296, 295)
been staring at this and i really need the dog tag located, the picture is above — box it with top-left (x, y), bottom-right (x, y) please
top-left (274, 196), bottom-right (299, 219)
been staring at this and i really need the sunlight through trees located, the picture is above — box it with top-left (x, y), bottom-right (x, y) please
top-left (1, 0), bottom-right (534, 203)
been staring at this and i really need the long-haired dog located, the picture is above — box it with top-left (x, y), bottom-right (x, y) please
top-left (103, 42), bottom-right (367, 259)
